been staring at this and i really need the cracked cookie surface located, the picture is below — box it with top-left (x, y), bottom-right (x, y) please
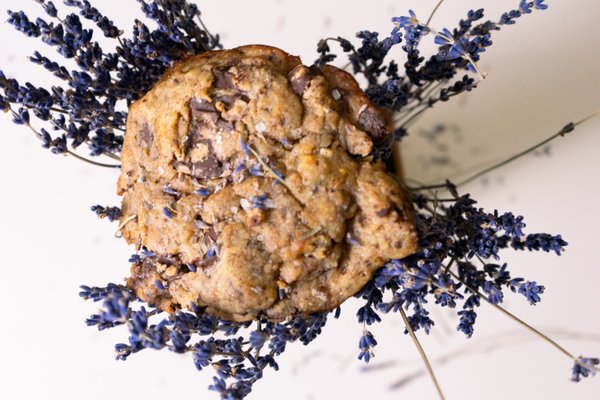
top-left (117, 45), bottom-right (417, 321)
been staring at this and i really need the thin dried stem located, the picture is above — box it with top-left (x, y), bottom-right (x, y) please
top-left (454, 111), bottom-right (600, 187)
top-left (409, 110), bottom-right (600, 191)
top-left (399, 308), bottom-right (446, 400)
top-left (67, 150), bottom-right (121, 169)
top-left (114, 214), bottom-right (137, 238)
top-left (247, 145), bottom-right (291, 191)
top-left (448, 270), bottom-right (576, 361)
top-left (426, 0), bottom-right (446, 27)
top-left (14, 110), bottom-right (122, 169)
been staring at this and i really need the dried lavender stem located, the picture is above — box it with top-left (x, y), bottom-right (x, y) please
top-left (114, 215), bottom-right (137, 238)
top-left (454, 110), bottom-right (600, 186)
top-left (66, 151), bottom-right (121, 169)
top-left (448, 270), bottom-right (576, 361)
top-left (410, 110), bottom-right (600, 191)
top-left (14, 110), bottom-right (122, 169)
top-left (426, 0), bottom-right (446, 26)
top-left (399, 308), bottom-right (446, 400)
top-left (247, 146), bottom-right (289, 188)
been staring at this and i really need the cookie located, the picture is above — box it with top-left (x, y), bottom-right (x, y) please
top-left (117, 45), bottom-right (418, 322)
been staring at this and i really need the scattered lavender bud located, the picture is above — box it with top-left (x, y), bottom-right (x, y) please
top-left (162, 206), bottom-right (174, 219)
top-left (195, 188), bottom-right (211, 196)
top-left (91, 205), bottom-right (121, 222)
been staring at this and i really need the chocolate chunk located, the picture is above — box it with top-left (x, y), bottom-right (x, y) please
top-left (198, 139), bottom-right (222, 175)
top-left (178, 135), bottom-right (225, 180)
top-left (395, 206), bottom-right (406, 221)
top-left (191, 98), bottom-right (217, 112)
top-left (216, 118), bottom-right (234, 131)
top-left (192, 157), bottom-right (223, 180)
top-left (189, 97), bottom-right (237, 143)
top-left (213, 68), bottom-right (235, 90)
top-left (156, 255), bottom-right (178, 265)
top-left (358, 107), bottom-right (388, 139)
top-left (211, 68), bottom-right (250, 111)
top-left (190, 108), bottom-right (219, 126)
top-left (187, 108), bottom-right (219, 152)
top-left (214, 93), bottom-right (239, 109)
top-left (376, 207), bottom-right (391, 217)
top-left (214, 93), bottom-right (250, 110)
top-left (191, 96), bottom-right (235, 131)
top-left (289, 65), bottom-right (313, 96)
top-left (139, 123), bottom-right (154, 148)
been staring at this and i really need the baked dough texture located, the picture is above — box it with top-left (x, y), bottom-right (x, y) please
top-left (117, 45), bottom-right (418, 321)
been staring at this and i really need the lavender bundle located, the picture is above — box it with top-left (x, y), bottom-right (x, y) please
top-left (1, 1), bottom-right (598, 399)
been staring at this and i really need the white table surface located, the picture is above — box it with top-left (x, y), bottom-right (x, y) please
top-left (0, 1), bottom-right (598, 399)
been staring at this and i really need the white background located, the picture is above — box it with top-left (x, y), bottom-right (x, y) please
top-left (0, 1), bottom-right (599, 399)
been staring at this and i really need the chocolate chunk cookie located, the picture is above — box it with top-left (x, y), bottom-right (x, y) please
top-left (117, 45), bottom-right (418, 322)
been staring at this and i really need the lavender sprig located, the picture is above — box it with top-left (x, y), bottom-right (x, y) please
top-left (0, 0), bottom-right (220, 165)
top-left (572, 357), bottom-right (600, 382)
top-left (80, 284), bottom-right (332, 398)
top-left (363, 188), bottom-right (565, 342)
top-left (316, 1), bottom-right (549, 160)
top-left (90, 205), bottom-right (122, 222)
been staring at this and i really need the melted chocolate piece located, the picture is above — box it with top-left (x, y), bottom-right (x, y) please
top-left (216, 118), bottom-right (234, 131)
top-left (156, 254), bottom-right (179, 265)
top-left (211, 67), bottom-right (251, 112)
top-left (214, 93), bottom-right (238, 107)
top-left (185, 138), bottom-right (224, 179)
top-left (289, 65), bottom-right (314, 96)
top-left (175, 136), bottom-right (224, 180)
top-left (191, 97), bottom-right (236, 131)
top-left (376, 207), bottom-right (391, 218)
top-left (213, 68), bottom-right (235, 89)
top-left (192, 157), bottom-right (223, 179)
top-left (182, 97), bottom-right (238, 179)
top-left (191, 98), bottom-right (218, 112)
top-left (187, 106), bottom-right (218, 151)
top-left (213, 92), bottom-right (250, 111)
top-left (190, 107), bottom-right (219, 126)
